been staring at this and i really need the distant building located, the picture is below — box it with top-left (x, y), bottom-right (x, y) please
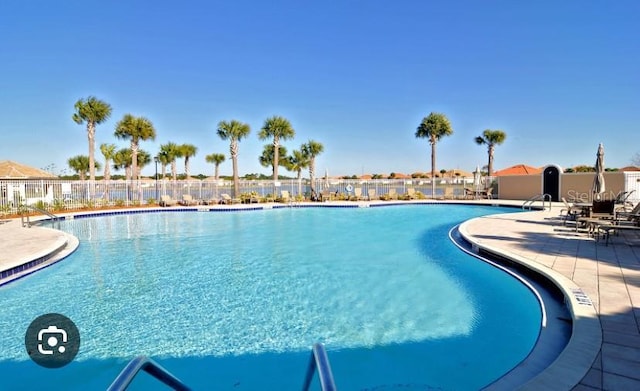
top-left (0, 160), bottom-right (56, 179)
top-left (493, 164), bottom-right (542, 176)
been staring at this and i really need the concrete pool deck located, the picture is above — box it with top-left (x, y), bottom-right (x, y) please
top-left (1, 201), bottom-right (639, 390)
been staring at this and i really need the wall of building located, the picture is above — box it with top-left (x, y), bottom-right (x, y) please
top-left (497, 175), bottom-right (541, 200)
top-left (498, 171), bottom-right (627, 201)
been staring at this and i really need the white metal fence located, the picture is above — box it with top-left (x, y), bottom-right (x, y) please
top-left (0, 177), bottom-right (485, 215)
top-left (624, 172), bottom-right (640, 204)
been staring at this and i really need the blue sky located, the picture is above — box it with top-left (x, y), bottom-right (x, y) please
top-left (1, 1), bottom-right (638, 177)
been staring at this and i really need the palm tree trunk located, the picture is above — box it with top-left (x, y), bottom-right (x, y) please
top-left (88, 122), bottom-right (96, 182)
top-left (273, 137), bottom-right (279, 183)
top-left (431, 137), bottom-right (437, 198)
top-left (104, 159), bottom-right (111, 201)
top-left (185, 156), bottom-right (190, 179)
top-left (309, 159), bottom-right (316, 194)
top-left (231, 139), bottom-right (239, 197)
top-left (215, 164), bottom-right (220, 182)
top-left (297, 169), bottom-right (302, 196)
top-left (488, 145), bottom-right (494, 177)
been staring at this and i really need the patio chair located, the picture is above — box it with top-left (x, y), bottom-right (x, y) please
top-left (353, 187), bottom-right (365, 201)
top-left (442, 187), bottom-right (454, 200)
top-left (179, 194), bottom-right (199, 206)
top-left (614, 202), bottom-right (640, 225)
top-left (560, 197), bottom-right (582, 226)
top-left (320, 189), bottom-right (332, 202)
top-left (220, 193), bottom-right (240, 205)
top-left (280, 190), bottom-right (291, 203)
top-left (387, 188), bottom-right (398, 200)
top-left (483, 186), bottom-right (494, 199)
top-left (406, 188), bottom-right (417, 200)
top-left (367, 189), bottom-right (377, 201)
top-left (159, 195), bottom-right (178, 207)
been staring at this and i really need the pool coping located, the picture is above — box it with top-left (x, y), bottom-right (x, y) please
top-left (458, 212), bottom-right (602, 391)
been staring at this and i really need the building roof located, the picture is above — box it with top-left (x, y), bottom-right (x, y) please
top-left (0, 160), bottom-right (57, 179)
top-left (493, 164), bottom-right (543, 176)
top-left (620, 166), bottom-right (640, 172)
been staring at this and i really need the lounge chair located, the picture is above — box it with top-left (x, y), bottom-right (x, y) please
top-left (220, 193), bottom-right (240, 204)
top-left (179, 194), bottom-right (199, 206)
top-left (353, 187), bottom-right (364, 201)
top-left (442, 187), bottom-right (454, 200)
top-left (406, 188), bottom-right (417, 200)
top-left (159, 195), bottom-right (178, 207)
top-left (280, 190), bottom-right (291, 203)
top-left (367, 189), bottom-right (377, 201)
top-left (387, 188), bottom-right (398, 200)
top-left (614, 202), bottom-right (640, 225)
top-left (320, 189), bottom-right (332, 202)
top-left (561, 197), bottom-right (582, 226)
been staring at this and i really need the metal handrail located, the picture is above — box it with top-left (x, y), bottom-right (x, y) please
top-left (20, 205), bottom-right (61, 229)
top-left (522, 193), bottom-right (552, 211)
top-left (107, 356), bottom-right (190, 391)
top-left (302, 343), bottom-right (337, 391)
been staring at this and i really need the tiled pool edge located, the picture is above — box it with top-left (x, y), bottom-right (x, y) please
top-left (0, 228), bottom-right (79, 287)
top-left (458, 214), bottom-right (602, 391)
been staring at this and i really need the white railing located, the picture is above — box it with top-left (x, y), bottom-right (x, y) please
top-left (0, 177), bottom-right (488, 215)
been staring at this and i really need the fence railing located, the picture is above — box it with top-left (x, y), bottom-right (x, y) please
top-left (0, 177), bottom-right (491, 215)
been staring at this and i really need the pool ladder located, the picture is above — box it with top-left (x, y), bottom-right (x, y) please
top-left (522, 193), bottom-right (552, 211)
top-left (107, 343), bottom-right (337, 390)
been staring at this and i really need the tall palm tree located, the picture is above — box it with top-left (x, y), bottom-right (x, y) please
top-left (259, 144), bottom-right (288, 177)
top-left (286, 148), bottom-right (310, 196)
top-left (100, 143), bottom-right (117, 201)
top-left (136, 149), bottom-right (152, 180)
top-left (258, 116), bottom-right (295, 182)
top-left (114, 114), bottom-right (156, 186)
top-left (415, 112), bottom-right (454, 181)
top-left (475, 129), bottom-right (507, 176)
top-left (113, 148), bottom-right (133, 181)
top-left (159, 142), bottom-right (180, 180)
top-left (156, 149), bottom-right (170, 179)
top-left (217, 119), bottom-right (251, 197)
top-left (205, 153), bottom-right (226, 181)
top-left (68, 155), bottom-right (101, 181)
top-left (180, 143), bottom-right (198, 179)
top-left (302, 140), bottom-right (324, 195)
top-left (72, 96), bottom-right (112, 184)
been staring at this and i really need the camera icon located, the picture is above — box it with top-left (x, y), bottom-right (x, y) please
top-left (25, 313), bottom-right (80, 368)
top-left (37, 325), bottom-right (68, 355)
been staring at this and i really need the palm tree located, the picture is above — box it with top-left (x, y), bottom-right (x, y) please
top-left (285, 148), bottom-right (310, 196)
top-left (160, 142), bottom-right (181, 180)
top-left (217, 119), bottom-right (251, 197)
top-left (136, 149), bottom-right (152, 180)
top-left (100, 143), bottom-right (117, 201)
top-left (113, 148), bottom-right (133, 181)
top-left (259, 144), bottom-right (288, 177)
top-left (302, 140), bottom-right (324, 195)
top-left (475, 129), bottom-right (507, 176)
top-left (156, 149), bottom-right (170, 179)
top-left (68, 155), bottom-right (101, 181)
top-left (205, 153), bottom-right (226, 180)
top-left (415, 112), bottom-right (454, 182)
top-left (72, 96), bottom-right (112, 183)
top-left (258, 116), bottom-right (295, 183)
top-left (114, 114), bottom-right (156, 190)
top-left (180, 143), bottom-right (198, 179)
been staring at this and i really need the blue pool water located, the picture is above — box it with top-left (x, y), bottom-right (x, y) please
top-left (0, 205), bottom-right (542, 390)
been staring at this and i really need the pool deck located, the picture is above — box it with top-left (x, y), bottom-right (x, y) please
top-left (1, 201), bottom-right (639, 390)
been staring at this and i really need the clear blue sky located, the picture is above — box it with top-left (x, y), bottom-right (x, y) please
top-left (1, 0), bottom-right (638, 177)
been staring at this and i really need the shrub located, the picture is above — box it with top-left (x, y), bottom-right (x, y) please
top-left (115, 199), bottom-right (125, 207)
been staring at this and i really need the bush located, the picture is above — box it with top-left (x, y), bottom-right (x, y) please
top-left (147, 198), bottom-right (157, 206)
top-left (115, 199), bottom-right (125, 207)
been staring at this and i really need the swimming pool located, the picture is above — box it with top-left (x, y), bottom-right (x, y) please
top-left (0, 205), bottom-right (542, 389)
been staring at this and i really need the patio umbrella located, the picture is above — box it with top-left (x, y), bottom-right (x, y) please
top-left (473, 165), bottom-right (481, 191)
top-left (592, 143), bottom-right (605, 200)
